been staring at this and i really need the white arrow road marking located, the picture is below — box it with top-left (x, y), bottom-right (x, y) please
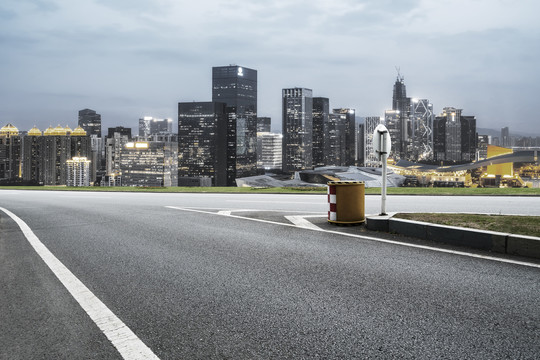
top-left (285, 215), bottom-right (325, 230)
top-left (0, 207), bottom-right (160, 360)
top-left (166, 206), bottom-right (540, 269)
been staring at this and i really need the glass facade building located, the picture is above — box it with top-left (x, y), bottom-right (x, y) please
top-left (312, 97), bottom-right (329, 167)
top-left (119, 141), bottom-right (178, 187)
top-left (282, 88), bottom-right (313, 172)
top-left (333, 108), bottom-right (356, 166)
top-left (78, 109), bottom-right (102, 137)
top-left (212, 65), bottom-right (257, 178)
top-left (178, 101), bottom-right (236, 186)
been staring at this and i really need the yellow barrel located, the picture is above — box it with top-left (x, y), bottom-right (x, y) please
top-left (327, 181), bottom-right (365, 225)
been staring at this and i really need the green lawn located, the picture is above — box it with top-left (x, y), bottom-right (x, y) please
top-left (394, 213), bottom-right (540, 237)
top-left (1, 185), bottom-right (539, 196)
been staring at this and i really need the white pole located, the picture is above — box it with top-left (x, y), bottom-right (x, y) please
top-left (381, 153), bottom-right (387, 215)
top-left (380, 131), bottom-right (387, 215)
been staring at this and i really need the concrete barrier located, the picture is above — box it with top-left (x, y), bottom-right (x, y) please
top-left (365, 215), bottom-right (539, 260)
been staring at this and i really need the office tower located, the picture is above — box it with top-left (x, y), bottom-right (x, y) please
top-left (40, 125), bottom-right (72, 185)
top-left (477, 135), bottom-right (489, 160)
top-left (0, 124), bottom-right (22, 181)
top-left (357, 122), bottom-right (364, 166)
top-left (312, 97), bottom-right (329, 167)
top-left (390, 73), bottom-right (411, 160)
top-left (325, 112), bottom-right (347, 166)
top-left (119, 140), bottom-right (178, 187)
top-left (409, 99), bottom-right (434, 161)
top-left (22, 126), bottom-right (42, 182)
top-left (384, 110), bottom-right (402, 159)
top-left (501, 127), bottom-right (510, 148)
top-left (257, 117), bottom-right (271, 133)
top-left (282, 88), bottom-right (313, 172)
top-left (257, 132), bottom-right (282, 170)
top-left (333, 108), bottom-right (356, 166)
top-left (70, 126), bottom-right (91, 158)
top-left (363, 116), bottom-right (383, 167)
top-left (108, 126), bottom-right (132, 139)
top-left (78, 109), bottom-right (102, 137)
top-left (212, 65), bottom-right (257, 178)
top-left (66, 157), bottom-right (91, 186)
top-left (105, 130), bottom-right (130, 177)
top-left (433, 107), bottom-right (476, 162)
top-left (139, 117), bottom-right (173, 137)
top-left (178, 101), bottom-right (236, 186)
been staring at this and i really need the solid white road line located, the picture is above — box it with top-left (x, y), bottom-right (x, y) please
top-left (0, 207), bottom-right (160, 360)
top-left (166, 206), bottom-right (540, 269)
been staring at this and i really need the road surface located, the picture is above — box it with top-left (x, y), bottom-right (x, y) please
top-left (1, 190), bottom-right (539, 359)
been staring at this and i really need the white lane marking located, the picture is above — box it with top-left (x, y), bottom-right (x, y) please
top-left (0, 207), bottom-right (159, 360)
top-left (227, 200), bottom-right (323, 205)
top-left (285, 215), bottom-right (323, 230)
top-left (165, 206), bottom-right (540, 269)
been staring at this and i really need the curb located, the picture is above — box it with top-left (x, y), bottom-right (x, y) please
top-left (365, 214), bottom-right (540, 260)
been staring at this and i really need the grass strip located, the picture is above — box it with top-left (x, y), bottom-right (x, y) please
top-left (394, 213), bottom-right (540, 237)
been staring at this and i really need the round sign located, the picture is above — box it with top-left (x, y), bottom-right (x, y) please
top-left (372, 124), bottom-right (391, 159)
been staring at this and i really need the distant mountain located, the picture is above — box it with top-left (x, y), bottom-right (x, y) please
top-left (477, 128), bottom-right (539, 138)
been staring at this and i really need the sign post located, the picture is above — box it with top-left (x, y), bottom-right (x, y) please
top-left (372, 124), bottom-right (391, 215)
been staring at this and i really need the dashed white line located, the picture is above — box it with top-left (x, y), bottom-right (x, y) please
top-left (165, 206), bottom-right (540, 269)
top-left (0, 207), bottom-right (160, 360)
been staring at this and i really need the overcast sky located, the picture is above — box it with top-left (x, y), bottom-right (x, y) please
top-left (1, 0), bottom-right (539, 135)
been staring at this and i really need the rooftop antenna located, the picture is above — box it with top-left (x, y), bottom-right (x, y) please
top-left (395, 66), bottom-right (403, 81)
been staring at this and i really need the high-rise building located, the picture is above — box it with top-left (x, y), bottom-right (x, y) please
top-left (257, 117), bottom-right (271, 133)
top-left (333, 108), bottom-right (356, 166)
top-left (409, 99), bottom-right (434, 161)
top-left (501, 127), bottom-right (510, 148)
top-left (282, 88), bottom-right (313, 172)
top-left (384, 110), bottom-right (402, 160)
top-left (257, 132), bottom-right (282, 170)
top-left (0, 124), bottom-right (22, 181)
top-left (78, 109), bottom-right (102, 137)
top-left (108, 127), bottom-right (132, 139)
top-left (178, 101), bottom-right (236, 186)
top-left (119, 141), bottom-right (178, 187)
top-left (22, 126), bottom-right (42, 183)
top-left (363, 116), bottom-right (383, 167)
top-left (139, 117), bottom-right (173, 137)
top-left (325, 112), bottom-right (347, 166)
top-left (66, 157), bottom-right (91, 186)
top-left (312, 97), bottom-right (329, 167)
top-left (477, 135), bottom-right (489, 160)
top-left (433, 107), bottom-right (477, 163)
top-left (105, 131), bottom-right (130, 177)
top-left (390, 73), bottom-right (411, 160)
top-left (357, 122), bottom-right (365, 166)
top-left (40, 125), bottom-right (72, 185)
top-left (212, 65), bottom-right (257, 178)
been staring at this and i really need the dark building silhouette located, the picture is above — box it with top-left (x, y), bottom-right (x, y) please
top-left (389, 73), bottom-right (411, 160)
top-left (108, 126), bottom-right (132, 139)
top-left (333, 108), bottom-right (356, 166)
top-left (78, 109), bottom-right (102, 137)
top-left (0, 124), bottom-right (22, 181)
top-left (212, 65), bottom-right (257, 178)
top-left (433, 107), bottom-right (477, 163)
top-left (178, 101), bottom-right (236, 186)
top-left (312, 97), bottom-right (329, 167)
top-left (282, 88), bottom-right (313, 172)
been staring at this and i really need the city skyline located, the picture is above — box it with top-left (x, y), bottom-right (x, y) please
top-left (1, 1), bottom-right (539, 134)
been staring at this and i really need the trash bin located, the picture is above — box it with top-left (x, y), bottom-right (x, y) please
top-left (327, 181), bottom-right (365, 225)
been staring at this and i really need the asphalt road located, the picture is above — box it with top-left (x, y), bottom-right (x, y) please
top-left (1, 190), bottom-right (539, 359)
